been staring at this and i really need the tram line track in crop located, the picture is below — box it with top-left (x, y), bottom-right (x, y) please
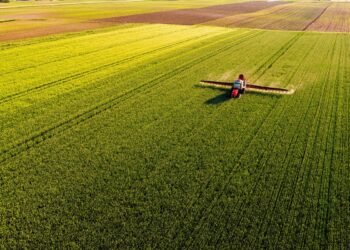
top-left (0, 25), bottom-right (186, 77)
top-left (187, 35), bottom-right (319, 247)
top-left (255, 36), bottom-right (338, 247)
top-left (172, 31), bottom-right (311, 247)
top-left (0, 30), bottom-right (259, 106)
top-left (273, 37), bottom-right (336, 248)
top-left (0, 30), bottom-right (258, 164)
top-left (220, 34), bottom-right (324, 247)
top-left (173, 40), bottom-right (301, 247)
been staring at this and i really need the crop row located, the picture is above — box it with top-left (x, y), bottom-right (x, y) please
top-left (0, 28), bottom-right (269, 161)
top-left (0, 28), bottom-right (266, 151)
top-left (1, 25), bottom-right (349, 248)
top-left (0, 25), bottom-right (235, 103)
top-left (0, 25), bottom-right (231, 97)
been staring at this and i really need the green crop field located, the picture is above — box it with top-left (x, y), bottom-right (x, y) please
top-left (0, 0), bottom-right (349, 248)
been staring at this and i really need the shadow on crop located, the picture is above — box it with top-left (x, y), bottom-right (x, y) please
top-left (205, 92), bottom-right (230, 105)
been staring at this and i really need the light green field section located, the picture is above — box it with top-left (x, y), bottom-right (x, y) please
top-left (0, 24), bottom-right (349, 248)
top-left (0, 0), bottom-right (241, 35)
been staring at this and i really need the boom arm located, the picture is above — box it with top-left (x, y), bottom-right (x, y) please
top-left (200, 80), bottom-right (290, 93)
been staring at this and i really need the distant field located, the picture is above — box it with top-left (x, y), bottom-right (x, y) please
top-left (1, 0), bottom-right (350, 248)
top-left (0, 0), bottom-right (244, 40)
top-left (2, 0), bottom-right (350, 41)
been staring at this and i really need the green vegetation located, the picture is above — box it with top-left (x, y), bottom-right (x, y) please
top-left (0, 21), bottom-right (349, 248)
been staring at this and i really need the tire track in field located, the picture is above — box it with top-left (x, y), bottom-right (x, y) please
top-left (264, 37), bottom-right (338, 248)
top-left (224, 4), bottom-right (291, 27)
top-left (344, 39), bottom-right (350, 246)
top-left (251, 32), bottom-right (303, 83)
top-left (303, 3), bottom-right (331, 31)
top-left (297, 42), bottom-right (339, 248)
top-left (226, 4), bottom-right (297, 30)
top-left (122, 33), bottom-right (282, 245)
top-left (0, 28), bottom-right (237, 105)
top-left (0, 27), bottom-right (214, 102)
top-left (172, 34), bottom-right (302, 248)
top-left (323, 38), bottom-right (343, 246)
top-left (204, 37), bottom-right (319, 247)
top-left (313, 36), bottom-right (341, 247)
top-left (139, 36), bottom-right (274, 241)
top-left (272, 37), bottom-right (336, 248)
top-left (0, 32), bottom-right (263, 165)
top-left (265, 38), bottom-right (337, 241)
top-left (172, 32), bottom-right (302, 248)
top-left (175, 91), bottom-right (282, 249)
top-left (0, 25), bottom-right (168, 77)
top-left (294, 37), bottom-right (343, 248)
top-left (211, 35), bottom-right (322, 248)
top-left (258, 38), bottom-right (336, 248)
top-left (0, 32), bottom-right (263, 153)
top-left (287, 37), bottom-right (338, 247)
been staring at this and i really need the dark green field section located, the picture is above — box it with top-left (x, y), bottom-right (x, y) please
top-left (0, 24), bottom-right (349, 248)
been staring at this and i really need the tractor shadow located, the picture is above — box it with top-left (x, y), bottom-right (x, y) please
top-left (194, 84), bottom-right (231, 105)
top-left (204, 90), bottom-right (284, 105)
top-left (205, 92), bottom-right (230, 105)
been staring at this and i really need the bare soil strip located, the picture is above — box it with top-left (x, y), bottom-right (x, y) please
top-left (97, 1), bottom-right (287, 25)
top-left (0, 21), bottom-right (109, 41)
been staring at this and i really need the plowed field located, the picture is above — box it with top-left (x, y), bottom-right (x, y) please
top-left (101, 1), bottom-right (286, 25)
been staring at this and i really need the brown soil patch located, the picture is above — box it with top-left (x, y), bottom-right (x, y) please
top-left (0, 21), bottom-right (109, 41)
top-left (207, 3), bottom-right (331, 31)
top-left (98, 1), bottom-right (288, 25)
top-left (2, 13), bottom-right (50, 20)
top-left (306, 3), bottom-right (350, 32)
top-left (0, 1), bottom-right (287, 42)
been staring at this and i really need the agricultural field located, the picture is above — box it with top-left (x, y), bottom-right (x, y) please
top-left (1, 0), bottom-right (350, 248)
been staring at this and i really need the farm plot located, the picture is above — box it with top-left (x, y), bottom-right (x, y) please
top-left (307, 3), bottom-right (350, 32)
top-left (0, 23), bottom-right (349, 248)
top-left (100, 1), bottom-right (287, 25)
top-left (206, 2), bottom-right (330, 31)
top-left (0, 0), bottom-right (246, 41)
